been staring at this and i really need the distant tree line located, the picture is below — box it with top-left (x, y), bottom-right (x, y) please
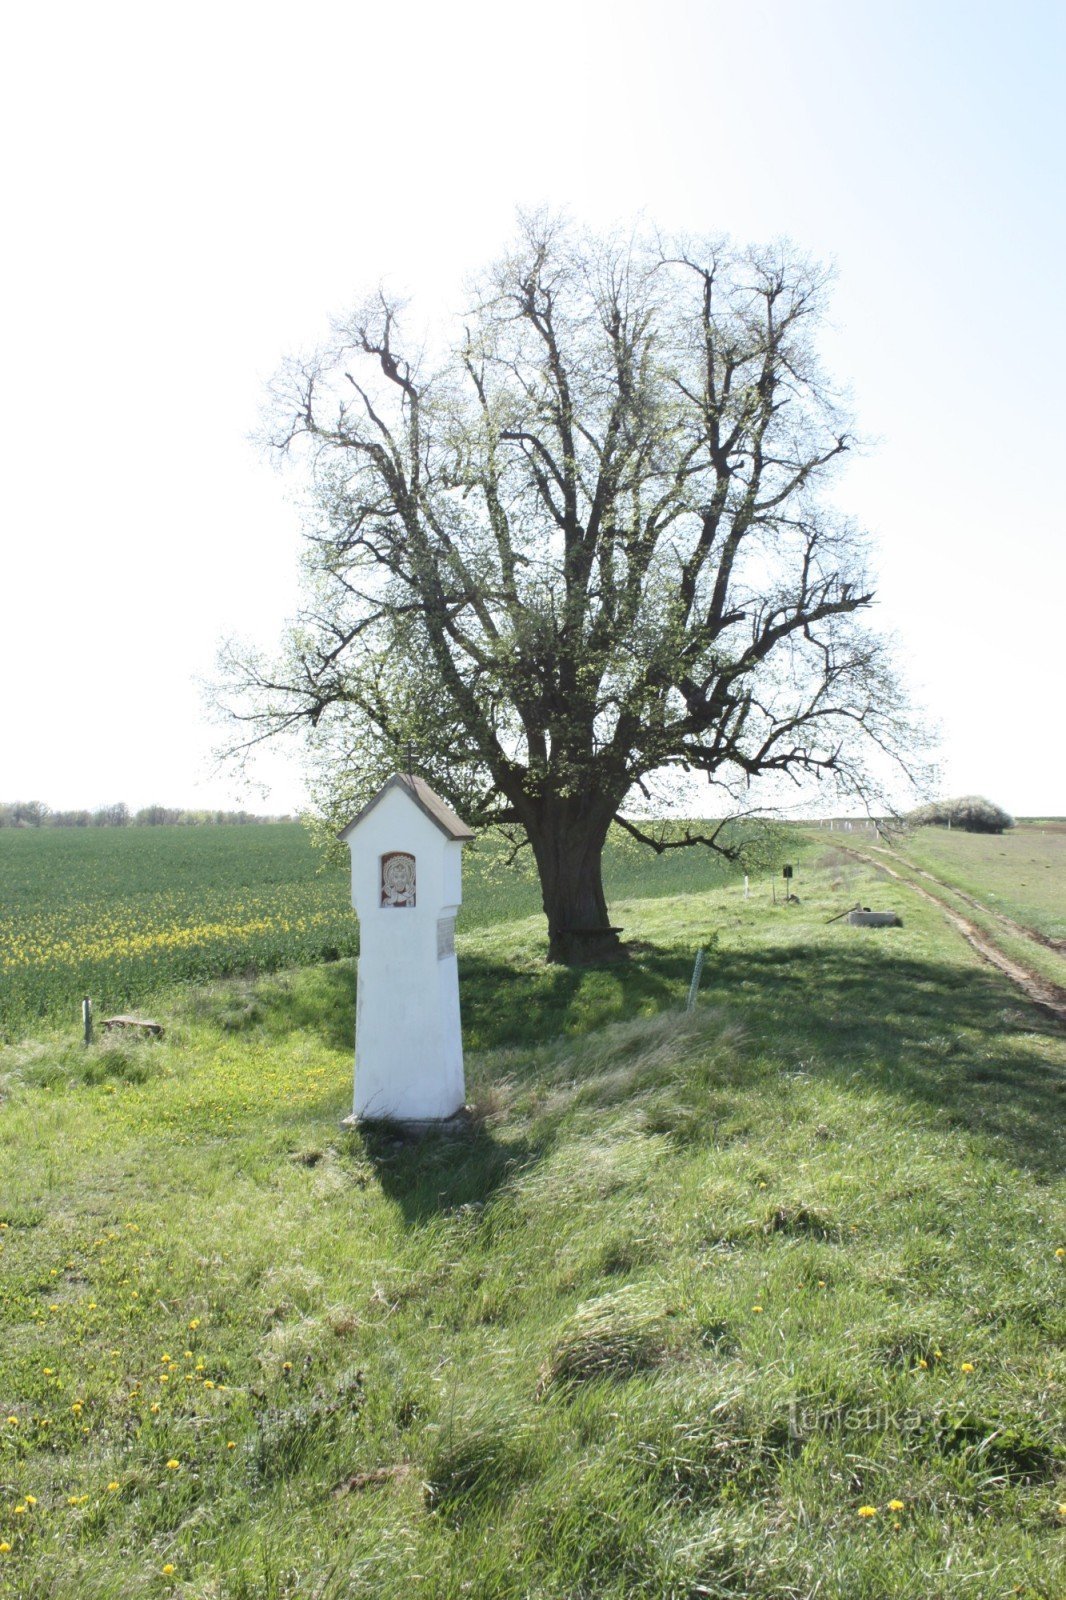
top-left (0, 802), bottom-right (294, 828)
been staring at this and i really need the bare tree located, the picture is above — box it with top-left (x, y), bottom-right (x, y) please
top-left (220, 217), bottom-right (918, 961)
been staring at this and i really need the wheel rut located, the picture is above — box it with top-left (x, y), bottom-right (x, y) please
top-left (829, 842), bottom-right (1066, 1026)
top-left (865, 843), bottom-right (1066, 956)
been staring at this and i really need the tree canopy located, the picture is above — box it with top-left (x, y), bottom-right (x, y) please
top-left (221, 217), bottom-right (918, 960)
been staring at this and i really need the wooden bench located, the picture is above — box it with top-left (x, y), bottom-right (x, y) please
top-left (101, 1015), bottom-right (164, 1038)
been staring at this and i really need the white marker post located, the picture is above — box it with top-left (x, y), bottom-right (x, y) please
top-left (339, 774), bottom-right (475, 1128)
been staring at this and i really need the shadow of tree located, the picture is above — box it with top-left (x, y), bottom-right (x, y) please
top-left (217, 929), bottom-right (1064, 1199)
top-left (457, 948), bottom-right (694, 1052)
top-left (699, 941), bottom-right (1065, 1179)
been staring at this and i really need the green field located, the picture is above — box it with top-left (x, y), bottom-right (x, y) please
top-left (899, 823), bottom-right (1066, 944)
top-left (1, 840), bottom-right (1064, 1598)
top-left (0, 823), bottom-right (749, 1040)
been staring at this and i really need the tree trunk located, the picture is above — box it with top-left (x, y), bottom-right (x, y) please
top-left (527, 805), bottom-right (625, 965)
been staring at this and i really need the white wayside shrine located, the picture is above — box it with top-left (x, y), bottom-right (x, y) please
top-left (339, 774), bottom-right (475, 1126)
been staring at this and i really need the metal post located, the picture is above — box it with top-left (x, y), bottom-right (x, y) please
top-left (686, 948), bottom-right (705, 1012)
top-left (82, 996), bottom-right (92, 1047)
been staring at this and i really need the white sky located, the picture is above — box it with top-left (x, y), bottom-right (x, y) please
top-left (1, 0), bottom-right (1063, 816)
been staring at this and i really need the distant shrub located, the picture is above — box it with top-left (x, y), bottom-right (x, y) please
top-left (907, 796), bottom-right (1014, 834)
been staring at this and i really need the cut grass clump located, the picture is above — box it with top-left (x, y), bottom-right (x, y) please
top-left (622, 1381), bottom-right (796, 1504)
top-left (423, 1401), bottom-right (542, 1514)
top-left (761, 1203), bottom-right (841, 1241)
top-left (538, 1286), bottom-right (673, 1395)
top-left (929, 1406), bottom-right (1063, 1486)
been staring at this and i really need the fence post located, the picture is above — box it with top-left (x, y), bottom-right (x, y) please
top-left (686, 948), bottom-right (705, 1012)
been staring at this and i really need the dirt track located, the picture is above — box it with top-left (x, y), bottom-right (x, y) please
top-left (867, 845), bottom-right (1066, 956)
top-left (830, 842), bottom-right (1066, 1026)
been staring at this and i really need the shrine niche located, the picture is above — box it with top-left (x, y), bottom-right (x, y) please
top-left (380, 850), bottom-right (416, 907)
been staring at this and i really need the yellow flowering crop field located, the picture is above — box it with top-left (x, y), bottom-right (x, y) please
top-left (0, 820), bottom-right (750, 1041)
top-left (0, 825), bottom-right (358, 1038)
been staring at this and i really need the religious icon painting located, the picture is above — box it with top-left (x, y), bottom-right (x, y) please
top-left (380, 851), bottom-right (416, 907)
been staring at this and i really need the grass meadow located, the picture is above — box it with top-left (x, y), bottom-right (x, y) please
top-left (0, 839), bottom-right (1064, 1598)
top-left (898, 823), bottom-right (1066, 944)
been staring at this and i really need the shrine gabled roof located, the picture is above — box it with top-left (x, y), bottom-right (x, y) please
top-left (337, 773), bottom-right (476, 843)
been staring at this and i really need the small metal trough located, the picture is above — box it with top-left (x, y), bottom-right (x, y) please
top-left (846, 910), bottom-right (903, 929)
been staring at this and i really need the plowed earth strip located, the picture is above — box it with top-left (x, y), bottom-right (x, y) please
top-left (832, 844), bottom-right (1066, 1026)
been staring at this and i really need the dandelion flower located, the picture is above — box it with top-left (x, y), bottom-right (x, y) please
top-left (1056, 1248), bottom-right (1064, 1259)
top-left (165, 1459), bottom-right (180, 1470)
top-left (961, 1362), bottom-right (975, 1373)
top-left (13, 1506), bottom-right (25, 1516)
top-left (107, 1481), bottom-right (119, 1492)
top-left (24, 1497), bottom-right (35, 1507)
top-left (888, 1499), bottom-right (904, 1511)
top-left (0, 1542), bottom-right (10, 1554)
top-left (5, 1416), bottom-right (17, 1426)
top-left (188, 1319), bottom-right (200, 1330)
top-left (226, 1441), bottom-right (236, 1450)
top-left (917, 1358), bottom-right (928, 1369)
top-left (752, 1305), bottom-right (764, 1314)
top-left (162, 1564), bottom-right (175, 1576)
top-left (150, 1403), bottom-right (160, 1414)
top-left (857, 1505), bottom-right (877, 1518)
